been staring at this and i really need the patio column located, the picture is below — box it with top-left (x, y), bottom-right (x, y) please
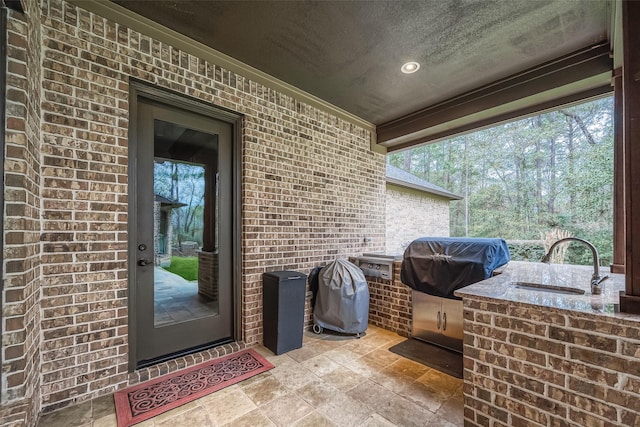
top-left (621, 0), bottom-right (640, 314)
top-left (611, 68), bottom-right (625, 274)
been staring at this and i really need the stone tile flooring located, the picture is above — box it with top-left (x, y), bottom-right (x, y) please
top-left (37, 325), bottom-right (463, 426)
top-left (154, 267), bottom-right (218, 326)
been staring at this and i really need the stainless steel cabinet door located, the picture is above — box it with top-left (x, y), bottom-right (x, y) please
top-left (411, 290), bottom-right (442, 343)
top-left (412, 290), bottom-right (463, 353)
top-left (441, 298), bottom-right (464, 344)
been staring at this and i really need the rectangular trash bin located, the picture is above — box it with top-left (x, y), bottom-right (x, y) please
top-left (262, 271), bottom-right (307, 355)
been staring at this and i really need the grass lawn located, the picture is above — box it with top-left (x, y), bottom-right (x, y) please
top-left (163, 256), bottom-right (198, 281)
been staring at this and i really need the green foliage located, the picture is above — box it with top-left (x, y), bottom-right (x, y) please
top-left (163, 256), bottom-right (199, 281)
top-left (155, 161), bottom-right (206, 247)
top-left (389, 97), bottom-right (614, 265)
top-left (507, 242), bottom-right (546, 262)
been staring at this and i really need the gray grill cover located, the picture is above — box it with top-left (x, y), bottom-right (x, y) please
top-left (313, 259), bottom-right (370, 334)
top-left (401, 237), bottom-right (510, 299)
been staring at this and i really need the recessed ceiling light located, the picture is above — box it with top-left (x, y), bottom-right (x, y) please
top-left (401, 62), bottom-right (420, 74)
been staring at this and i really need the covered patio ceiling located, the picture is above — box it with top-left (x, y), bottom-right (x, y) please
top-left (110, 0), bottom-right (613, 150)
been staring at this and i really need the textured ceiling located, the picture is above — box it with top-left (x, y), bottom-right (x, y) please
top-left (113, 0), bottom-right (610, 126)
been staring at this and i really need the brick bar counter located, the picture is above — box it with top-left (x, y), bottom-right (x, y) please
top-left (365, 261), bottom-right (412, 338)
top-left (455, 261), bottom-right (640, 427)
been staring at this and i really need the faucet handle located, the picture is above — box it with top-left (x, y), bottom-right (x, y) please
top-left (592, 275), bottom-right (609, 286)
top-left (591, 275), bottom-right (609, 295)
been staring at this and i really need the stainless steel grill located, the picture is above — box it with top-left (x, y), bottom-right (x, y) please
top-left (351, 253), bottom-right (401, 280)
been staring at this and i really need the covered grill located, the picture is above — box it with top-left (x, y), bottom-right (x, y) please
top-left (401, 237), bottom-right (511, 299)
top-left (401, 237), bottom-right (510, 352)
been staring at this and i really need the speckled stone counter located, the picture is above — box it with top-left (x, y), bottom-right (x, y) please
top-left (455, 261), bottom-right (640, 426)
top-left (455, 260), bottom-right (636, 321)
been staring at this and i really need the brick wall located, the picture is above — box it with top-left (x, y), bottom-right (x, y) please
top-left (463, 297), bottom-right (640, 426)
top-left (1, 3), bottom-right (42, 426)
top-left (197, 252), bottom-right (219, 301)
top-left (1, 0), bottom-right (386, 417)
top-left (241, 105), bottom-right (385, 340)
top-left (367, 262), bottom-right (412, 337)
top-left (385, 183), bottom-right (450, 254)
top-left (36, 0), bottom-right (131, 410)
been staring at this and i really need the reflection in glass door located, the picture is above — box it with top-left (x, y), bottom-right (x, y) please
top-left (134, 99), bottom-right (233, 367)
top-left (153, 158), bottom-right (218, 326)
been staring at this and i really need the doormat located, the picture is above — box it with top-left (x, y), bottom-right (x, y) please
top-left (114, 349), bottom-right (273, 427)
top-left (389, 339), bottom-right (463, 379)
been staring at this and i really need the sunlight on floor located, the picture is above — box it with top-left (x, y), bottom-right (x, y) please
top-left (37, 325), bottom-right (464, 427)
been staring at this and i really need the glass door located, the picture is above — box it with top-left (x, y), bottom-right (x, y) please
top-left (133, 98), bottom-right (234, 367)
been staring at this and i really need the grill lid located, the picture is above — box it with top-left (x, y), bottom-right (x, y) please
top-left (400, 237), bottom-right (510, 299)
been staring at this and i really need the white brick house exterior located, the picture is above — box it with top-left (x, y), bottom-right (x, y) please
top-left (385, 164), bottom-right (461, 254)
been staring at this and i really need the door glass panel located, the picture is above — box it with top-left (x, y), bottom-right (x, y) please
top-left (152, 119), bottom-right (219, 327)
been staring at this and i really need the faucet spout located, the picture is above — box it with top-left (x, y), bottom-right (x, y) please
top-left (540, 237), bottom-right (608, 294)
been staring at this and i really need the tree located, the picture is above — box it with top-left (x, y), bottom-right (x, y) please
top-left (154, 161), bottom-right (207, 247)
top-left (388, 96), bottom-right (614, 265)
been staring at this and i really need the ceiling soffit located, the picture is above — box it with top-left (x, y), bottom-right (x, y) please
top-left (69, 0), bottom-right (376, 130)
top-left (75, 1), bottom-right (611, 153)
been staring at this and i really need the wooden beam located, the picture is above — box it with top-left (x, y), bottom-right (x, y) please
top-left (385, 85), bottom-right (612, 153)
top-left (377, 43), bottom-right (612, 148)
top-left (620, 0), bottom-right (640, 314)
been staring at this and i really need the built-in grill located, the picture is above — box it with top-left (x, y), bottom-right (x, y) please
top-left (401, 237), bottom-right (510, 352)
top-left (352, 253), bottom-right (402, 280)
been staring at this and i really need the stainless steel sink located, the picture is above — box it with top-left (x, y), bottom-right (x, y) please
top-left (511, 282), bottom-right (586, 295)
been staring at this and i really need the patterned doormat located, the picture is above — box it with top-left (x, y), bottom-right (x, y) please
top-left (114, 349), bottom-right (274, 427)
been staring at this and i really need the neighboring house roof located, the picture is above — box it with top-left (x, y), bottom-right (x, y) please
top-left (386, 164), bottom-right (463, 200)
top-left (154, 194), bottom-right (187, 208)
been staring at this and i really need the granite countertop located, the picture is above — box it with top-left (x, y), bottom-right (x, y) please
top-left (455, 261), bottom-right (640, 322)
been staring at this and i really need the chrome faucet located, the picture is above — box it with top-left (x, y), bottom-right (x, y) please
top-left (541, 237), bottom-right (609, 295)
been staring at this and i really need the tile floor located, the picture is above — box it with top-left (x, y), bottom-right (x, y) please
top-left (154, 267), bottom-right (218, 326)
top-left (37, 325), bottom-right (464, 427)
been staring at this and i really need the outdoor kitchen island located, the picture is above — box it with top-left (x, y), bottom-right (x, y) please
top-left (454, 261), bottom-right (640, 427)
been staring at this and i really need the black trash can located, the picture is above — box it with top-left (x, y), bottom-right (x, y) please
top-left (262, 270), bottom-right (307, 355)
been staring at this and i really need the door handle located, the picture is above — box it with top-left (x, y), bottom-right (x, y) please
top-left (442, 312), bottom-right (447, 331)
top-left (137, 259), bottom-right (152, 267)
top-left (436, 311), bottom-right (441, 330)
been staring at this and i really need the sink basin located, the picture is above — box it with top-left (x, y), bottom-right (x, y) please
top-left (511, 282), bottom-right (586, 295)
